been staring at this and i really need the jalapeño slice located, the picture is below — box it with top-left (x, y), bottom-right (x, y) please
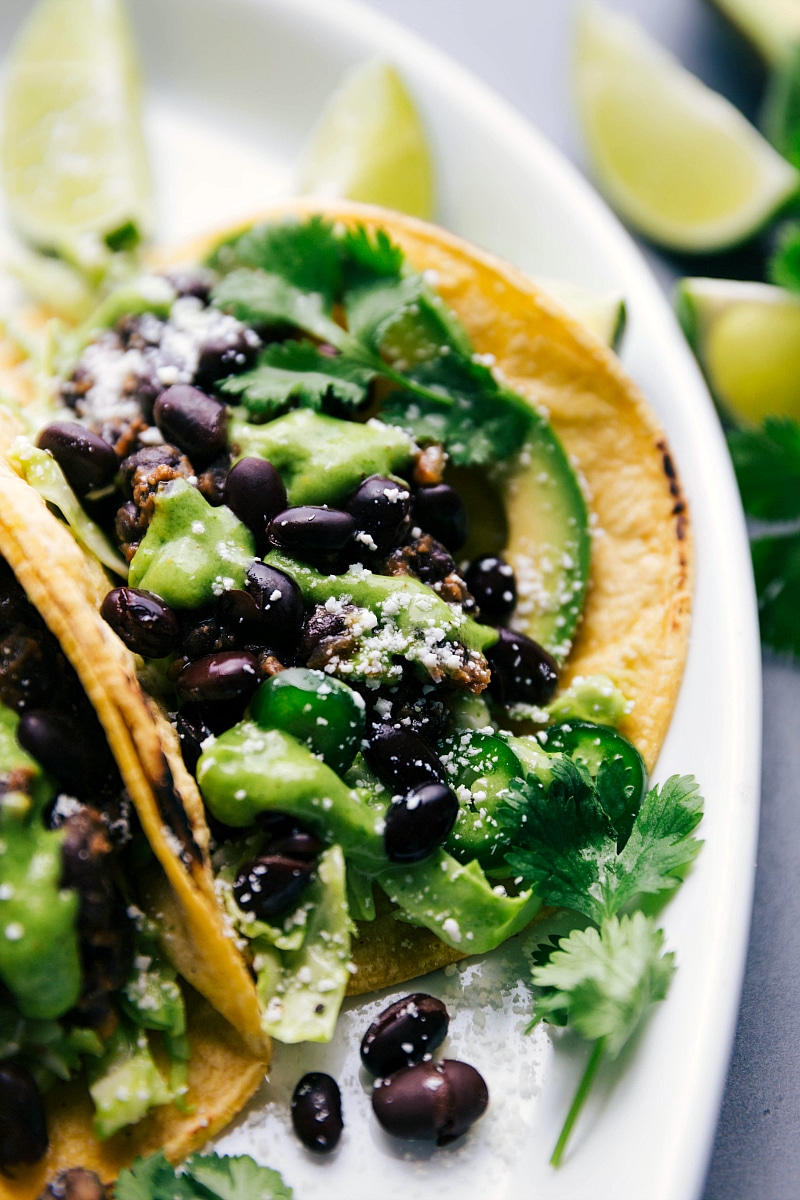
top-left (544, 720), bottom-right (647, 847)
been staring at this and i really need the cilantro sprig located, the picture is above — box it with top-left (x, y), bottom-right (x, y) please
top-left (728, 417), bottom-right (800, 657)
top-left (503, 761), bottom-right (703, 1165)
top-left (115, 1150), bottom-right (291, 1200)
top-left (207, 217), bottom-right (538, 465)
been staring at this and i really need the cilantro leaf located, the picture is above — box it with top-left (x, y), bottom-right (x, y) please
top-left (531, 914), bottom-right (675, 1056)
top-left (207, 216), bottom-right (343, 304)
top-left (768, 221), bottom-right (800, 293)
top-left (116, 1151), bottom-right (292, 1200)
top-left (340, 223), bottom-right (406, 289)
top-left (503, 764), bottom-right (703, 923)
top-left (751, 530), bottom-right (800, 657)
top-left (183, 1153), bottom-right (293, 1200)
top-left (727, 418), bottom-right (800, 520)
top-left (503, 759), bottom-right (616, 924)
top-left (115, 1150), bottom-right (197, 1200)
top-left (211, 269), bottom-right (344, 346)
top-left (531, 913), bottom-right (676, 1166)
top-left (220, 340), bottom-right (375, 419)
top-left (608, 775), bottom-right (703, 912)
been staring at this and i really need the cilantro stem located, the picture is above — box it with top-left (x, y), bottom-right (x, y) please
top-left (550, 1036), bottom-right (606, 1168)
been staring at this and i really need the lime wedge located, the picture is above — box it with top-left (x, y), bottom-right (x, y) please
top-left (534, 276), bottom-right (626, 349)
top-left (296, 60), bottom-right (435, 219)
top-left (574, 3), bottom-right (800, 252)
top-left (0, 0), bottom-right (152, 256)
top-left (711, 0), bottom-right (800, 69)
top-left (676, 276), bottom-right (800, 422)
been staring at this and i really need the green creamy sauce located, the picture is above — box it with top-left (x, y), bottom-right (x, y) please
top-left (0, 704), bottom-right (81, 1021)
top-left (265, 551), bottom-right (498, 685)
top-left (129, 478), bottom-right (255, 609)
top-left (197, 722), bottom-right (541, 954)
top-left (229, 409), bottom-right (415, 506)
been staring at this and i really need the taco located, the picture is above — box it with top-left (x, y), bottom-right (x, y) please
top-left (0, 202), bottom-right (691, 1051)
top-left (0, 468), bottom-right (268, 1199)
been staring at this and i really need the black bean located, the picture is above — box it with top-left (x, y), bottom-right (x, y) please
top-left (37, 422), bottom-right (118, 495)
top-left (371, 1060), bottom-right (488, 1144)
top-left (175, 650), bottom-right (260, 704)
top-left (465, 555), bottom-right (517, 623)
top-left (365, 722), bottom-right (447, 793)
top-left (165, 268), bottom-right (214, 303)
top-left (153, 384), bottom-right (228, 467)
top-left (291, 1072), bottom-right (343, 1153)
top-left (40, 1167), bottom-right (109, 1199)
top-left (269, 829), bottom-right (323, 861)
top-left (245, 562), bottom-right (305, 652)
top-left (486, 627), bottom-right (558, 706)
top-left (267, 506), bottom-right (356, 555)
top-left (223, 457), bottom-right (287, 548)
top-left (194, 327), bottom-right (260, 389)
top-left (411, 484), bottom-right (467, 552)
top-left (176, 704), bottom-right (215, 775)
top-left (17, 709), bottom-right (109, 793)
top-left (233, 854), bottom-right (315, 921)
top-left (0, 1061), bottom-right (48, 1168)
top-left (384, 781), bottom-right (459, 864)
top-left (345, 475), bottom-right (411, 554)
top-left (101, 587), bottom-right (180, 658)
top-left (179, 612), bottom-right (239, 660)
top-left (361, 994), bottom-right (449, 1077)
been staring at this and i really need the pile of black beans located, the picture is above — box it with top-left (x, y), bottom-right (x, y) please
top-left (290, 992), bottom-right (488, 1154)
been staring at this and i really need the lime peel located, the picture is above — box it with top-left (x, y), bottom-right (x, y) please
top-left (295, 59), bottom-right (435, 220)
top-left (575, 3), bottom-right (800, 253)
top-left (676, 277), bottom-right (800, 423)
top-left (0, 0), bottom-right (153, 257)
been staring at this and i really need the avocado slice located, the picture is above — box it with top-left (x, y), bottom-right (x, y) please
top-left (502, 422), bottom-right (590, 663)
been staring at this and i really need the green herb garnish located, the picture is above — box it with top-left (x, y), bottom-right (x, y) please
top-left (115, 1150), bottom-right (291, 1200)
top-left (728, 416), bottom-right (800, 656)
top-left (208, 217), bottom-right (537, 465)
top-left (502, 760), bottom-right (703, 1164)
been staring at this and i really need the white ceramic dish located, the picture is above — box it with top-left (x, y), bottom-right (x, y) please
top-left (0, 1), bottom-right (762, 1197)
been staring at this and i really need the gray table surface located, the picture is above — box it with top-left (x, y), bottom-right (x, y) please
top-left (361, 2), bottom-right (800, 1197)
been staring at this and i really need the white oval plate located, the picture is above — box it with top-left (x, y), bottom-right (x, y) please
top-left (0, 1), bottom-right (762, 1197)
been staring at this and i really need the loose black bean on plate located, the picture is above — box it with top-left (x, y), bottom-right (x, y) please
top-left (345, 475), bottom-right (411, 554)
top-left (153, 384), bottom-right (228, 467)
top-left (371, 1059), bottom-right (488, 1145)
top-left (365, 722), bottom-right (447, 793)
top-left (361, 994), bottom-right (450, 1077)
top-left (101, 587), bottom-right (180, 659)
top-left (465, 555), bottom-right (517, 624)
top-left (176, 704), bottom-right (215, 775)
top-left (486, 627), bottom-right (558, 707)
top-left (233, 853), bottom-right (315, 922)
top-left (37, 422), bottom-right (118, 495)
top-left (384, 781), bottom-right (459, 864)
top-left (0, 1061), bottom-right (48, 1168)
top-left (291, 1072), bottom-right (343, 1153)
top-left (223, 457), bottom-right (287, 548)
top-left (267, 506), bottom-right (356, 555)
top-left (175, 649), bottom-right (260, 705)
top-left (411, 484), bottom-right (468, 553)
